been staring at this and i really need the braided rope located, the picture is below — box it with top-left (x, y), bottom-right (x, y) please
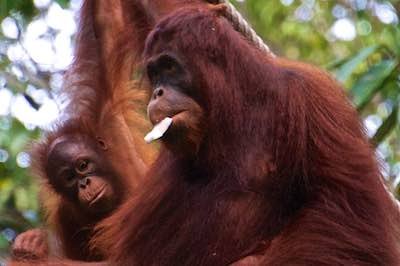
top-left (210, 0), bottom-right (275, 56)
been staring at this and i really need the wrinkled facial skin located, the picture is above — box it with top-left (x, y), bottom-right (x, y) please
top-left (146, 53), bottom-right (204, 155)
top-left (46, 136), bottom-right (119, 214)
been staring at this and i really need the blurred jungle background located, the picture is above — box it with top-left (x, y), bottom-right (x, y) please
top-left (0, 0), bottom-right (399, 257)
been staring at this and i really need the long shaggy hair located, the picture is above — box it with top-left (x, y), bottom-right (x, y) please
top-left (93, 6), bottom-right (400, 266)
top-left (28, 0), bottom-right (154, 260)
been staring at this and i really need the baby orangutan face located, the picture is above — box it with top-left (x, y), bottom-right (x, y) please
top-left (45, 135), bottom-right (121, 215)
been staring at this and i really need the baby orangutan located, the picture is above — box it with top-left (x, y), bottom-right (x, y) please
top-left (12, 117), bottom-right (149, 262)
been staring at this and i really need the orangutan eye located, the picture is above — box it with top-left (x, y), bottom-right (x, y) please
top-left (77, 159), bottom-right (89, 172)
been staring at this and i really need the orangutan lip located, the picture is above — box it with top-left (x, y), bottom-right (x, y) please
top-left (172, 110), bottom-right (186, 119)
top-left (89, 186), bottom-right (106, 206)
top-left (167, 110), bottom-right (189, 124)
top-left (155, 110), bottom-right (185, 124)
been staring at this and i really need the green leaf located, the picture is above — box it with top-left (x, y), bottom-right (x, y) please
top-left (0, 0), bottom-right (36, 21)
top-left (351, 59), bottom-right (398, 111)
top-left (372, 104), bottom-right (399, 145)
top-left (325, 57), bottom-right (348, 70)
top-left (382, 26), bottom-right (400, 57)
top-left (335, 45), bottom-right (380, 83)
top-left (0, 234), bottom-right (9, 250)
top-left (55, 0), bottom-right (70, 9)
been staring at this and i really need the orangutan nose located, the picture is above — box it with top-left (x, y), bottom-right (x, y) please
top-left (79, 177), bottom-right (91, 189)
top-left (152, 87), bottom-right (164, 99)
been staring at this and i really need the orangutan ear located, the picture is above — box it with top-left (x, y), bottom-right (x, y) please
top-left (96, 136), bottom-right (108, 150)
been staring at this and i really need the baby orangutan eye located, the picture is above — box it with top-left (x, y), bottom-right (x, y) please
top-left (77, 159), bottom-right (89, 172)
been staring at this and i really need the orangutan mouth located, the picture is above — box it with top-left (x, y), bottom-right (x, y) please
top-left (89, 185), bottom-right (107, 205)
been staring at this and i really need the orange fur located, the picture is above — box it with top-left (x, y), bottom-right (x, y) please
top-left (93, 7), bottom-right (400, 265)
top-left (12, 0), bottom-right (156, 262)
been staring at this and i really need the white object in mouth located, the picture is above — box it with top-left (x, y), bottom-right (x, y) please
top-left (144, 117), bottom-right (173, 143)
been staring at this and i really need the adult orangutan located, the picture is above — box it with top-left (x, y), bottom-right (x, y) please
top-left (92, 6), bottom-right (400, 266)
